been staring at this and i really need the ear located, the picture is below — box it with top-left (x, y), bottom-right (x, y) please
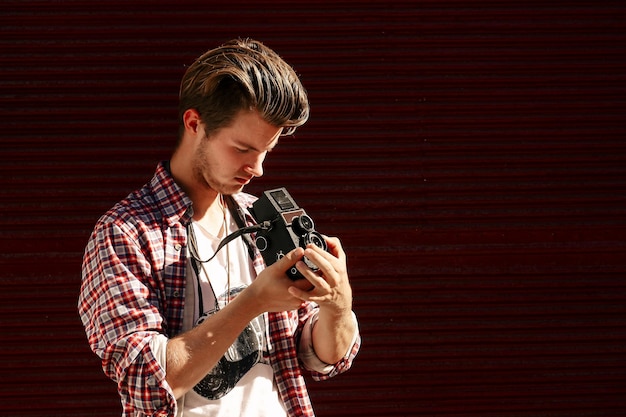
top-left (183, 108), bottom-right (203, 135)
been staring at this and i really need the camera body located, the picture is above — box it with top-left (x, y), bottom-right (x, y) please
top-left (250, 188), bottom-right (327, 280)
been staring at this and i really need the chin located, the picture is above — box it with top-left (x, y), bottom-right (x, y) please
top-left (220, 183), bottom-right (245, 195)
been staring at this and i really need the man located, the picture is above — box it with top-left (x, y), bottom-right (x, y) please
top-left (78, 38), bottom-right (360, 417)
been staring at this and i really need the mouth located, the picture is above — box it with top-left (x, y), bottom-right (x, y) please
top-left (235, 177), bottom-right (253, 185)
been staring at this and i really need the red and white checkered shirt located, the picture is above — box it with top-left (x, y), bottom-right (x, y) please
top-left (78, 162), bottom-right (360, 417)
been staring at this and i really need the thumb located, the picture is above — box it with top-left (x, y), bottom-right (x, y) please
top-left (272, 247), bottom-right (305, 272)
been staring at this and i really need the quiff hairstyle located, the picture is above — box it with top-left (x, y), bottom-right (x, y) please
top-left (178, 38), bottom-right (310, 140)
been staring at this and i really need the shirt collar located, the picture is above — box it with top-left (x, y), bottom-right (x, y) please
top-left (149, 161), bottom-right (193, 228)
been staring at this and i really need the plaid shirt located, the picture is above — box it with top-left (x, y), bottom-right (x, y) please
top-left (79, 162), bottom-right (360, 417)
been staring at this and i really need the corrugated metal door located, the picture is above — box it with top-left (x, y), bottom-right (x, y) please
top-left (1, 1), bottom-right (625, 416)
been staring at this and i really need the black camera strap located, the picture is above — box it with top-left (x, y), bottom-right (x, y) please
top-left (187, 196), bottom-right (272, 264)
top-left (224, 195), bottom-right (257, 261)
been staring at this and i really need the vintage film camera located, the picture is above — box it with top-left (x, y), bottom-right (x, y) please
top-left (250, 188), bottom-right (327, 280)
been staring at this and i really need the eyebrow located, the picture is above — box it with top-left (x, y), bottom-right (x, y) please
top-left (234, 138), bottom-right (278, 153)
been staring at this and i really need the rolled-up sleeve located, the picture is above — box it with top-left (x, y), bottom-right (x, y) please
top-left (79, 220), bottom-right (177, 416)
top-left (298, 310), bottom-right (360, 375)
top-left (292, 303), bottom-right (361, 382)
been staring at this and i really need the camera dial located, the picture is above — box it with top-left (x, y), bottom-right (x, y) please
top-left (292, 214), bottom-right (315, 235)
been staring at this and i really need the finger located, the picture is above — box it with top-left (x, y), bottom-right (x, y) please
top-left (296, 260), bottom-right (332, 291)
top-left (301, 242), bottom-right (335, 274)
top-left (320, 235), bottom-right (345, 259)
top-left (309, 236), bottom-right (346, 266)
top-left (303, 249), bottom-right (332, 275)
top-left (287, 285), bottom-right (308, 300)
top-left (303, 247), bottom-right (340, 286)
top-left (271, 247), bottom-right (305, 273)
top-left (288, 266), bottom-right (317, 289)
top-left (288, 261), bottom-right (328, 301)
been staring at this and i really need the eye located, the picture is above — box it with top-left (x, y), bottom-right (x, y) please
top-left (235, 147), bottom-right (249, 154)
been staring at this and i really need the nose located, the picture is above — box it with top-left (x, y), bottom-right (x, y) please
top-left (245, 152), bottom-right (266, 178)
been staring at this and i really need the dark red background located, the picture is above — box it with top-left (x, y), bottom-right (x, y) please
top-left (1, 1), bottom-right (625, 416)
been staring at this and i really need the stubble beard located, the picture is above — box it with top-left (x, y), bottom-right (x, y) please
top-left (192, 143), bottom-right (243, 197)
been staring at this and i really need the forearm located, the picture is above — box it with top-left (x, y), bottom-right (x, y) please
top-left (165, 289), bottom-right (263, 399)
top-left (311, 306), bottom-right (357, 365)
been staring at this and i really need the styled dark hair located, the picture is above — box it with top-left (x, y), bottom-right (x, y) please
top-left (178, 38), bottom-right (310, 139)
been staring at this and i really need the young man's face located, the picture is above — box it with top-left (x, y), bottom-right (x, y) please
top-left (192, 109), bottom-right (282, 195)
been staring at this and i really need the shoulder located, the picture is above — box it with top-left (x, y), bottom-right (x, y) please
top-left (89, 192), bottom-right (159, 254)
top-left (95, 163), bottom-right (192, 240)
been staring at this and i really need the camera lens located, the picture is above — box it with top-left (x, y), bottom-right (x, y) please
top-left (303, 231), bottom-right (327, 251)
top-left (292, 215), bottom-right (315, 234)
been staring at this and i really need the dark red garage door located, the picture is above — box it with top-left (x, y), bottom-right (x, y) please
top-left (1, 1), bottom-right (625, 416)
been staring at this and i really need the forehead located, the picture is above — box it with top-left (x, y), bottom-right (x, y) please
top-left (222, 110), bottom-right (282, 150)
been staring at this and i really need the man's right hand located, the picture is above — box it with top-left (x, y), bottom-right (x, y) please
top-left (244, 247), bottom-right (313, 314)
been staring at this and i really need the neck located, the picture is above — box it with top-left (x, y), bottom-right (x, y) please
top-left (170, 146), bottom-right (217, 207)
top-left (194, 194), bottom-right (226, 237)
top-left (191, 191), bottom-right (222, 222)
top-left (169, 152), bottom-right (222, 233)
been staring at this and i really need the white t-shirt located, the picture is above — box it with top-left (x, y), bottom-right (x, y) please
top-left (178, 210), bottom-right (288, 417)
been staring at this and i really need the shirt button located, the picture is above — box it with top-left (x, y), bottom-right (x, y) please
top-left (173, 291), bottom-right (180, 297)
top-left (174, 243), bottom-right (182, 251)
